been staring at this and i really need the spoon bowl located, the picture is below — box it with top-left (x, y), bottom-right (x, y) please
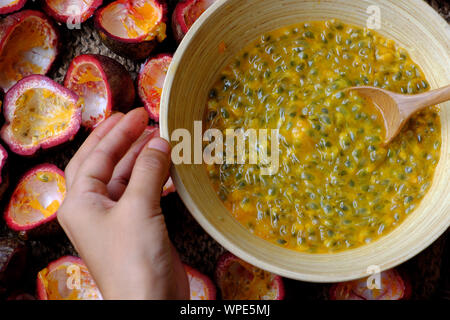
top-left (348, 85), bottom-right (450, 144)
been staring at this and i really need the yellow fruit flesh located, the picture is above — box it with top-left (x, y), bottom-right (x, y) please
top-left (76, 67), bottom-right (103, 84)
top-left (0, 19), bottom-right (50, 90)
top-left (120, 1), bottom-right (166, 41)
top-left (11, 88), bottom-right (76, 147)
top-left (38, 262), bottom-right (101, 300)
top-left (221, 261), bottom-right (277, 300)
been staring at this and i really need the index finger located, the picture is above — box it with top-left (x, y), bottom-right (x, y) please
top-left (75, 108), bottom-right (149, 196)
top-left (65, 113), bottom-right (124, 189)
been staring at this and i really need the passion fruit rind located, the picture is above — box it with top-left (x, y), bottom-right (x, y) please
top-left (65, 54), bottom-right (135, 129)
top-left (184, 263), bottom-right (216, 300)
top-left (0, 0), bottom-right (27, 15)
top-left (43, 0), bottom-right (103, 24)
top-left (0, 145), bottom-right (8, 197)
top-left (36, 255), bottom-right (82, 300)
top-left (1, 75), bottom-right (81, 156)
top-left (4, 163), bottom-right (65, 238)
top-left (37, 255), bottom-right (102, 300)
top-left (215, 252), bottom-right (285, 300)
top-left (0, 10), bottom-right (59, 92)
top-left (171, 0), bottom-right (189, 43)
top-left (0, 237), bottom-right (27, 297)
top-left (138, 53), bottom-right (172, 121)
top-left (97, 31), bottom-right (159, 60)
top-left (0, 145), bottom-right (8, 176)
top-left (94, 0), bottom-right (168, 60)
top-left (172, 0), bottom-right (218, 43)
top-left (329, 268), bottom-right (410, 300)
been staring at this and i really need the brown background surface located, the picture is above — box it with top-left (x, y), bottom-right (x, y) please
top-left (0, 0), bottom-right (448, 300)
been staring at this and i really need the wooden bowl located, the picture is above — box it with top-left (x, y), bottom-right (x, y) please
top-left (160, 0), bottom-right (450, 282)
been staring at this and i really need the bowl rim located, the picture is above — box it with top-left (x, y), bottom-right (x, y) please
top-left (161, 0), bottom-right (450, 282)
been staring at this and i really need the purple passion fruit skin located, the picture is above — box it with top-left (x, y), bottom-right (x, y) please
top-left (43, 0), bottom-right (103, 24)
top-left (138, 53), bottom-right (172, 122)
top-left (1, 75), bottom-right (81, 156)
top-left (65, 54), bottom-right (135, 129)
top-left (0, 0), bottom-right (27, 15)
top-left (172, 0), bottom-right (219, 43)
top-left (0, 10), bottom-right (59, 92)
top-left (0, 237), bottom-right (27, 297)
top-left (4, 163), bottom-right (66, 239)
top-left (0, 145), bottom-right (8, 198)
top-left (94, 0), bottom-right (168, 60)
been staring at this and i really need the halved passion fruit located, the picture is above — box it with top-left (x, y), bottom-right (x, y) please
top-left (1, 75), bottom-right (81, 156)
top-left (43, 0), bottom-right (103, 24)
top-left (184, 264), bottom-right (216, 300)
top-left (0, 10), bottom-right (59, 92)
top-left (215, 252), bottom-right (285, 300)
top-left (0, 237), bottom-right (27, 296)
top-left (138, 54), bottom-right (172, 121)
top-left (4, 164), bottom-right (65, 238)
top-left (146, 125), bottom-right (175, 196)
top-left (172, 0), bottom-right (218, 43)
top-left (65, 54), bottom-right (135, 129)
top-left (0, 0), bottom-right (27, 15)
top-left (329, 268), bottom-right (411, 300)
top-left (37, 256), bottom-right (102, 300)
top-left (94, 0), bottom-right (167, 60)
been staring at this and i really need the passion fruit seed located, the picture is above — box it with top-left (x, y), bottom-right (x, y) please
top-left (37, 173), bottom-right (50, 183)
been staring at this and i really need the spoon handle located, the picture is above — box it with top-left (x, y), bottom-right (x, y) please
top-left (401, 84), bottom-right (450, 116)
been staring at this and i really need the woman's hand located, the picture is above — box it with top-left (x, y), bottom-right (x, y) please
top-left (58, 108), bottom-right (189, 300)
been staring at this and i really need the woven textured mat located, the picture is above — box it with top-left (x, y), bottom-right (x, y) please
top-left (0, 0), bottom-right (448, 300)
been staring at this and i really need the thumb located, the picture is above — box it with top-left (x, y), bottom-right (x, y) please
top-left (120, 137), bottom-right (171, 215)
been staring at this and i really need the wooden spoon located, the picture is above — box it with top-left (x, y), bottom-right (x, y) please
top-left (347, 85), bottom-right (450, 144)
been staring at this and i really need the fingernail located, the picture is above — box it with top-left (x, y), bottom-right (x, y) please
top-left (139, 128), bottom-right (152, 140)
top-left (148, 137), bottom-right (170, 154)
